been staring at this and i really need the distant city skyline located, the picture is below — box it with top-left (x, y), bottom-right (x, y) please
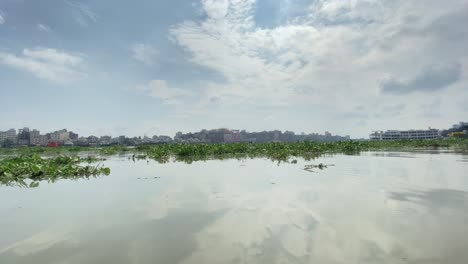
top-left (0, 120), bottom-right (464, 140)
top-left (0, 126), bottom-right (348, 139)
top-left (2, 121), bottom-right (466, 147)
top-left (0, 126), bottom-right (353, 146)
top-left (1, 0), bottom-right (467, 138)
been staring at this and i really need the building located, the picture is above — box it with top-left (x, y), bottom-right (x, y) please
top-left (76, 137), bottom-right (89, 146)
top-left (29, 129), bottom-right (49, 146)
top-left (17, 127), bottom-right (31, 145)
top-left (224, 130), bottom-right (241, 143)
top-left (49, 129), bottom-right (70, 143)
top-left (100, 136), bottom-right (112, 145)
top-left (29, 129), bottom-right (43, 146)
top-left (118, 136), bottom-right (126, 144)
top-left (3, 129), bottom-right (17, 143)
top-left (370, 129), bottom-right (440, 140)
top-left (87, 136), bottom-right (99, 145)
top-left (36, 135), bottom-right (49, 146)
top-left (0, 129), bottom-right (17, 146)
top-left (69, 132), bottom-right (79, 141)
top-left (18, 127), bottom-right (29, 134)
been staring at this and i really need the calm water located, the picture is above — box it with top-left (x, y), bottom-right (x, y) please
top-left (1, 151), bottom-right (467, 264)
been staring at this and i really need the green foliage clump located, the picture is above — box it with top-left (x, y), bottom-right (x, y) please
top-left (134, 138), bottom-right (468, 163)
top-left (0, 154), bottom-right (110, 188)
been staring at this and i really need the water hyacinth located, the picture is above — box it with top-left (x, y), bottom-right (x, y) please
top-left (0, 154), bottom-right (111, 187)
top-left (1, 138), bottom-right (467, 162)
top-left (135, 139), bottom-right (468, 162)
top-left (0, 139), bottom-right (467, 186)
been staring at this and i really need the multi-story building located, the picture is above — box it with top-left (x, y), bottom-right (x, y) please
top-left (59, 131), bottom-right (70, 142)
top-left (224, 130), bottom-right (241, 143)
top-left (99, 136), bottom-right (112, 145)
top-left (17, 128), bottom-right (31, 145)
top-left (370, 129), bottom-right (440, 140)
top-left (87, 136), bottom-right (99, 145)
top-left (69, 132), bottom-right (79, 141)
top-left (49, 129), bottom-right (70, 143)
top-left (0, 129), bottom-right (18, 144)
top-left (0, 131), bottom-right (6, 143)
top-left (31, 135), bottom-right (49, 146)
top-left (29, 129), bottom-right (41, 145)
top-left (7, 129), bottom-right (17, 140)
top-left (18, 127), bottom-right (29, 135)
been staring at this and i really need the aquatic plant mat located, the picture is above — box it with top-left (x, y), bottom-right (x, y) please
top-left (0, 155), bottom-right (110, 187)
top-left (1, 139), bottom-right (467, 187)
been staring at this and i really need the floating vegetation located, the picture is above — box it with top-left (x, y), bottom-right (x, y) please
top-left (0, 155), bottom-right (111, 187)
top-left (1, 139), bottom-right (467, 161)
top-left (0, 138), bottom-right (467, 172)
top-left (98, 146), bottom-right (132, 155)
top-left (0, 139), bottom-right (466, 187)
top-left (304, 163), bottom-right (334, 172)
top-left (136, 139), bottom-right (468, 163)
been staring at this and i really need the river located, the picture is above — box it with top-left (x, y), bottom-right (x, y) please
top-left (1, 150), bottom-right (467, 263)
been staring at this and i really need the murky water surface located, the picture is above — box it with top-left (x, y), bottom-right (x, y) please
top-left (1, 151), bottom-right (467, 264)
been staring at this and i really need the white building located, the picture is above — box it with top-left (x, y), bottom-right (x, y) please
top-left (224, 130), bottom-right (241, 143)
top-left (0, 132), bottom-right (5, 143)
top-left (31, 135), bottom-right (48, 146)
top-left (29, 129), bottom-right (40, 145)
top-left (0, 129), bottom-right (17, 143)
top-left (370, 129), bottom-right (440, 140)
top-left (50, 129), bottom-right (69, 143)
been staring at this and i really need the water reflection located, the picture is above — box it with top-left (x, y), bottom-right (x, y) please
top-left (0, 209), bottom-right (226, 264)
top-left (1, 151), bottom-right (468, 264)
top-left (389, 188), bottom-right (468, 209)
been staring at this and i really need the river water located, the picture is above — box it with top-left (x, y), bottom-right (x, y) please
top-left (0, 151), bottom-right (467, 264)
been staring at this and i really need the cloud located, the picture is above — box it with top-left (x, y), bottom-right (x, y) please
top-left (308, 0), bottom-right (383, 23)
top-left (169, 0), bottom-right (468, 109)
top-left (137, 80), bottom-right (193, 105)
top-left (131, 43), bottom-right (157, 66)
top-left (37, 23), bottom-right (51, 32)
top-left (65, 0), bottom-right (98, 27)
top-left (380, 62), bottom-right (462, 94)
top-left (202, 0), bottom-right (230, 19)
top-left (381, 103), bottom-right (406, 114)
top-left (0, 48), bottom-right (86, 82)
top-left (420, 98), bottom-right (442, 118)
top-left (0, 10), bottom-right (5, 24)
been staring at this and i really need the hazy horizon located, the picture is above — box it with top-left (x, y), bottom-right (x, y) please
top-left (1, 0), bottom-right (467, 138)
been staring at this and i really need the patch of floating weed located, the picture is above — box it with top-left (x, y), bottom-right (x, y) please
top-left (0, 154), bottom-right (110, 188)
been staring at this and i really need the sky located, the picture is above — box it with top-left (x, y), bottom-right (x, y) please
top-left (0, 0), bottom-right (467, 138)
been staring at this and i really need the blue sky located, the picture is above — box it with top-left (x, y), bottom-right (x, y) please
top-left (0, 0), bottom-right (467, 138)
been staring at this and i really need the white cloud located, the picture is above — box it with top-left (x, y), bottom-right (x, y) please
top-left (65, 0), bottom-right (98, 27)
top-left (202, 0), bottom-right (230, 19)
top-left (137, 80), bottom-right (193, 105)
top-left (0, 10), bottom-right (5, 24)
top-left (168, 0), bottom-right (468, 135)
top-left (131, 43), bottom-right (157, 66)
top-left (37, 23), bottom-right (51, 32)
top-left (0, 48), bottom-right (86, 82)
